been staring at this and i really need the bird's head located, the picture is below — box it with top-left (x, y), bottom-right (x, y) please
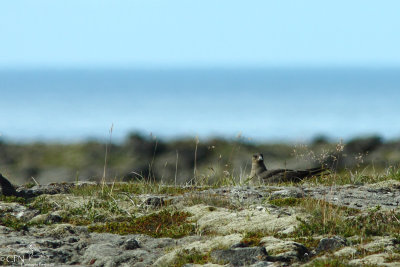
top-left (252, 153), bottom-right (264, 163)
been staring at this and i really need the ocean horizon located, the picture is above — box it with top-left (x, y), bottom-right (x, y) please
top-left (1, 67), bottom-right (400, 143)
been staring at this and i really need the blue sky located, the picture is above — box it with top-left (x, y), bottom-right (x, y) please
top-left (1, 1), bottom-right (400, 142)
top-left (1, 0), bottom-right (400, 68)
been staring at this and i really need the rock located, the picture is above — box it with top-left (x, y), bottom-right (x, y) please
top-left (334, 247), bottom-right (357, 257)
top-left (270, 187), bottom-right (304, 199)
top-left (260, 236), bottom-right (310, 261)
top-left (1, 183), bottom-right (400, 266)
top-left (361, 236), bottom-right (397, 253)
top-left (144, 196), bottom-right (165, 207)
top-left (184, 204), bottom-right (299, 236)
top-left (316, 236), bottom-right (347, 253)
top-left (46, 213), bottom-right (62, 224)
top-left (0, 202), bottom-right (39, 221)
top-left (82, 243), bottom-right (121, 266)
top-left (182, 264), bottom-right (223, 267)
top-left (349, 253), bottom-right (397, 266)
top-left (210, 247), bottom-right (269, 266)
top-left (249, 262), bottom-right (273, 267)
top-left (124, 238), bottom-right (140, 250)
top-left (17, 183), bottom-right (73, 198)
top-left (30, 214), bottom-right (48, 224)
top-left (66, 237), bottom-right (79, 243)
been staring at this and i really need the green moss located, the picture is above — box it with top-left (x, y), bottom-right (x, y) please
top-left (350, 209), bottom-right (400, 237)
top-left (28, 195), bottom-right (56, 214)
top-left (60, 197), bottom-right (128, 225)
top-left (169, 249), bottom-right (211, 267)
top-left (0, 195), bottom-right (26, 204)
top-left (0, 215), bottom-right (29, 231)
top-left (24, 182), bottom-right (35, 189)
top-left (0, 215), bottom-right (44, 231)
top-left (269, 197), bottom-right (302, 207)
top-left (88, 209), bottom-right (194, 238)
top-left (283, 198), bottom-right (400, 248)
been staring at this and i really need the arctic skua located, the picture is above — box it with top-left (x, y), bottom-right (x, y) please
top-left (250, 153), bottom-right (325, 184)
top-left (0, 173), bottom-right (19, 197)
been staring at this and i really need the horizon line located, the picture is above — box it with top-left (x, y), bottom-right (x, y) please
top-left (1, 64), bottom-right (400, 72)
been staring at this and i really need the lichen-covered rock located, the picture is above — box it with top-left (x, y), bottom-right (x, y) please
top-left (1, 182), bottom-right (400, 266)
top-left (333, 247), bottom-right (357, 257)
top-left (349, 253), bottom-right (399, 266)
top-left (260, 236), bottom-right (310, 262)
top-left (210, 247), bottom-right (269, 266)
top-left (184, 204), bottom-right (299, 235)
top-left (315, 236), bottom-right (347, 254)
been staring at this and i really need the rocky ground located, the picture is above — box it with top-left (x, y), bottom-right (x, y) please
top-left (1, 180), bottom-right (400, 266)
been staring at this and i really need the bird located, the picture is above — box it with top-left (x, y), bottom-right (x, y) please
top-left (249, 153), bottom-right (326, 184)
top-left (0, 173), bottom-right (20, 197)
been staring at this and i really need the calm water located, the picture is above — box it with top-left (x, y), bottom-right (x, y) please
top-left (1, 68), bottom-right (400, 142)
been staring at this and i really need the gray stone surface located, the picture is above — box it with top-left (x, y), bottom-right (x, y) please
top-left (1, 181), bottom-right (400, 265)
top-left (315, 236), bottom-right (347, 254)
top-left (210, 247), bottom-right (269, 266)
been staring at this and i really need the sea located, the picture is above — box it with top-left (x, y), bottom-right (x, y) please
top-left (1, 67), bottom-right (400, 143)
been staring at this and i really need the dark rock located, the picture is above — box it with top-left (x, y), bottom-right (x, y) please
top-left (124, 238), bottom-right (140, 250)
top-left (231, 242), bottom-right (249, 248)
top-left (39, 240), bottom-right (63, 249)
top-left (144, 196), bottom-right (165, 207)
top-left (18, 183), bottom-right (73, 198)
top-left (211, 247), bottom-right (268, 266)
top-left (316, 236), bottom-right (347, 253)
top-left (271, 242), bottom-right (310, 262)
top-left (67, 237), bottom-right (79, 243)
top-left (46, 213), bottom-right (62, 224)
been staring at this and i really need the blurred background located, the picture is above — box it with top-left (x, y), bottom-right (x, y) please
top-left (1, 1), bottom-right (400, 184)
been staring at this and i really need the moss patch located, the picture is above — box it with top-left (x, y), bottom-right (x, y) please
top-left (0, 195), bottom-right (26, 204)
top-left (168, 249), bottom-right (211, 267)
top-left (0, 215), bottom-right (29, 231)
top-left (269, 197), bottom-right (302, 207)
top-left (88, 209), bottom-right (194, 238)
top-left (0, 214), bottom-right (44, 231)
top-left (240, 231), bottom-right (267, 247)
top-left (28, 195), bottom-right (57, 214)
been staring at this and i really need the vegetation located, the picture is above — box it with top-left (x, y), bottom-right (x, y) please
top-left (2, 134), bottom-right (400, 265)
top-left (240, 231), bottom-right (267, 246)
top-left (0, 195), bottom-right (26, 204)
top-left (168, 249), bottom-right (212, 267)
top-left (184, 192), bottom-right (241, 210)
top-left (271, 197), bottom-right (400, 252)
top-left (1, 133), bottom-right (399, 186)
top-left (305, 258), bottom-right (364, 267)
top-left (88, 209), bottom-right (195, 238)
